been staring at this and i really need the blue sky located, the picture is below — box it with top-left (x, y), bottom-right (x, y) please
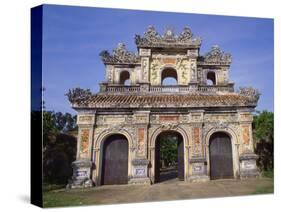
top-left (42, 4), bottom-right (274, 114)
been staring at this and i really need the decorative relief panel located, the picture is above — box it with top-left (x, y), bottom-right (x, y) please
top-left (106, 65), bottom-right (114, 83)
top-left (104, 116), bottom-right (125, 124)
top-left (191, 125), bottom-right (202, 156)
top-left (192, 145), bottom-right (202, 156)
top-left (187, 49), bottom-right (198, 57)
top-left (80, 129), bottom-right (90, 158)
top-left (193, 127), bottom-right (200, 144)
top-left (159, 115), bottom-right (179, 122)
top-left (139, 48), bottom-right (151, 57)
top-left (150, 57), bottom-right (189, 85)
top-left (216, 71), bottom-right (225, 85)
top-left (163, 58), bottom-right (176, 65)
top-left (150, 58), bottom-right (161, 85)
top-left (141, 57), bottom-right (149, 82)
top-left (239, 113), bottom-right (253, 122)
top-left (79, 116), bottom-right (92, 122)
top-left (134, 114), bottom-right (149, 123)
top-left (176, 58), bottom-right (189, 85)
top-left (242, 125), bottom-right (250, 145)
top-left (137, 128), bottom-right (146, 156)
top-left (190, 113), bottom-right (203, 122)
top-left (77, 115), bottom-right (95, 125)
top-left (181, 115), bottom-right (190, 123)
top-left (190, 60), bottom-right (197, 82)
top-left (204, 113), bottom-right (237, 123)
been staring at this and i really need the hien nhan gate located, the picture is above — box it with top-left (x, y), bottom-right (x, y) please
top-left (66, 26), bottom-right (260, 188)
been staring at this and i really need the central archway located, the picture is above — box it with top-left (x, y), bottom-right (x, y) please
top-left (161, 68), bottom-right (178, 85)
top-left (154, 131), bottom-right (184, 183)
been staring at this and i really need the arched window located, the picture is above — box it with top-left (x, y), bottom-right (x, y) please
top-left (161, 68), bottom-right (178, 85)
top-left (119, 71), bottom-right (130, 85)
top-left (207, 71), bottom-right (216, 85)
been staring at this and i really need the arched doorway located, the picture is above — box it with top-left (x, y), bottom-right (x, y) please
top-left (161, 68), bottom-right (178, 85)
top-left (209, 132), bottom-right (233, 180)
top-left (206, 71), bottom-right (216, 85)
top-left (119, 71), bottom-right (130, 85)
top-left (154, 131), bottom-right (184, 183)
top-left (101, 134), bottom-right (128, 185)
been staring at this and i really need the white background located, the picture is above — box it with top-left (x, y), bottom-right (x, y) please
top-left (0, 0), bottom-right (279, 211)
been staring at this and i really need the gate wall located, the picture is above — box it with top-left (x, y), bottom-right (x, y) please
top-left (68, 109), bottom-right (258, 187)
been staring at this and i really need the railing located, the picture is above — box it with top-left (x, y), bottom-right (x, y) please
top-left (105, 85), bottom-right (141, 93)
top-left (149, 86), bottom-right (192, 93)
top-left (101, 83), bottom-right (234, 94)
top-left (198, 85), bottom-right (234, 93)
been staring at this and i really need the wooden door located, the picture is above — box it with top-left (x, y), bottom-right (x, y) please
top-left (154, 140), bottom-right (160, 183)
top-left (177, 137), bottom-right (184, 180)
top-left (101, 134), bottom-right (128, 185)
top-left (209, 132), bottom-right (233, 180)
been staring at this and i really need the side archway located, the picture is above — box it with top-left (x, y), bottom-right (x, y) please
top-left (94, 129), bottom-right (134, 185)
top-left (206, 71), bottom-right (216, 85)
top-left (119, 71), bottom-right (131, 85)
top-left (204, 127), bottom-right (240, 179)
top-left (209, 132), bottom-right (233, 179)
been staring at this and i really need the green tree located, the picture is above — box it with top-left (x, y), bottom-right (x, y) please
top-left (253, 110), bottom-right (274, 171)
top-left (159, 135), bottom-right (178, 167)
top-left (42, 111), bottom-right (78, 184)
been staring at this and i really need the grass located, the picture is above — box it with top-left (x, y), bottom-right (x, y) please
top-left (43, 188), bottom-right (101, 208)
top-left (252, 172), bottom-right (274, 195)
top-left (43, 184), bottom-right (65, 192)
top-left (262, 170), bottom-right (274, 178)
top-left (252, 184), bottom-right (274, 195)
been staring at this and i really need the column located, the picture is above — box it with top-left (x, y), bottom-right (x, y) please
top-left (139, 48), bottom-right (151, 84)
top-left (238, 111), bottom-right (260, 179)
top-left (129, 111), bottom-right (151, 185)
top-left (189, 110), bottom-right (210, 182)
top-left (187, 48), bottom-right (199, 85)
top-left (67, 113), bottom-right (96, 188)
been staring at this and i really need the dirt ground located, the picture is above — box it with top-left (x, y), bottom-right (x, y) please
top-left (43, 177), bottom-right (273, 207)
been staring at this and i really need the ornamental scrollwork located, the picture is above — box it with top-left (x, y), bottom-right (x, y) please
top-left (66, 88), bottom-right (92, 104)
top-left (160, 123), bottom-right (179, 130)
top-left (203, 45), bottom-right (232, 65)
top-left (99, 43), bottom-right (140, 64)
top-left (135, 26), bottom-right (201, 48)
top-left (238, 87), bottom-right (260, 103)
top-left (178, 26), bottom-right (193, 41)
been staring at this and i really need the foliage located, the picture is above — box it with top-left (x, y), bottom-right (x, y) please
top-left (43, 184), bottom-right (65, 192)
top-left (42, 111), bottom-right (78, 185)
top-left (262, 170), bottom-right (274, 178)
top-left (43, 189), bottom-right (101, 207)
top-left (65, 88), bottom-right (92, 104)
top-left (253, 110), bottom-right (274, 172)
top-left (252, 184), bottom-right (274, 195)
top-left (159, 135), bottom-right (178, 167)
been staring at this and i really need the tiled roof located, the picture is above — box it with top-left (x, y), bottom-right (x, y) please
top-left (71, 93), bottom-right (257, 109)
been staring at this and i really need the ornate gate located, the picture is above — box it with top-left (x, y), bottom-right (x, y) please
top-left (209, 132), bottom-right (233, 180)
top-left (101, 134), bottom-right (128, 185)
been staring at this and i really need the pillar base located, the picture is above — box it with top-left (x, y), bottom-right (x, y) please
top-left (188, 175), bottom-right (210, 183)
top-left (239, 153), bottom-right (260, 179)
top-left (129, 177), bottom-right (151, 185)
top-left (129, 159), bottom-right (151, 185)
top-left (189, 156), bottom-right (209, 182)
top-left (67, 159), bottom-right (94, 189)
